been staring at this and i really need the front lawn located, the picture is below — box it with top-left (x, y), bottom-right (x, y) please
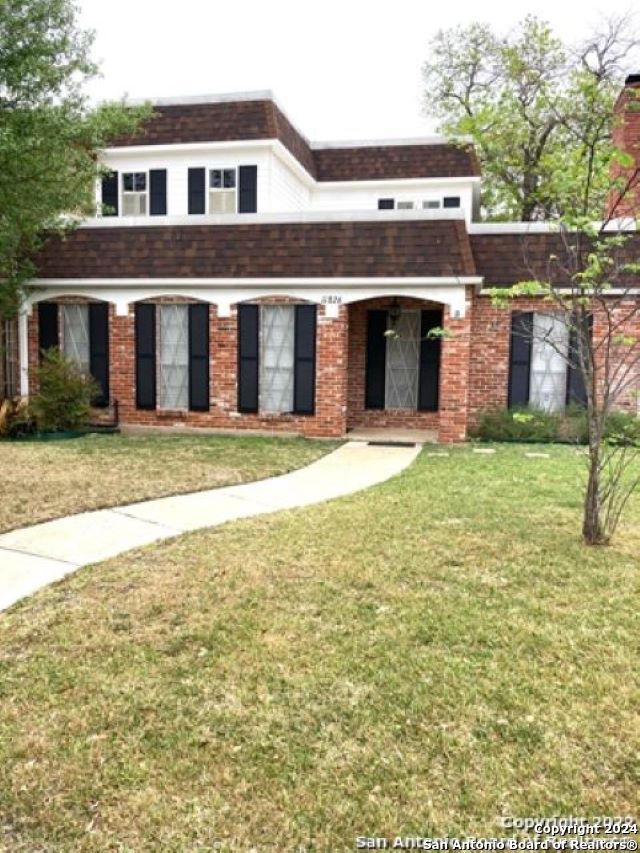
top-left (0, 432), bottom-right (335, 532)
top-left (0, 445), bottom-right (637, 849)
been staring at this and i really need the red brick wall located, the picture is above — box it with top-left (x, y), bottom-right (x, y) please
top-left (468, 294), bottom-right (640, 420)
top-left (29, 297), bottom-right (348, 439)
top-left (27, 292), bottom-right (638, 442)
top-left (439, 298), bottom-right (472, 443)
top-left (608, 82), bottom-right (640, 218)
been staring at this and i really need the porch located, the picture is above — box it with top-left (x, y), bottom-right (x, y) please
top-left (345, 295), bottom-right (471, 443)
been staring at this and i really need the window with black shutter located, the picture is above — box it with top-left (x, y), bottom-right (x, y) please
top-left (237, 304), bottom-right (316, 415)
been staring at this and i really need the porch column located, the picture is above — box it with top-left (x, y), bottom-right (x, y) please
top-left (18, 309), bottom-right (30, 397)
top-left (438, 291), bottom-right (472, 443)
top-left (314, 303), bottom-right (349, 437)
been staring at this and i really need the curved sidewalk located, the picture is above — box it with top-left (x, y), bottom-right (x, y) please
top-left (0, 440), bottom-right (420, 612)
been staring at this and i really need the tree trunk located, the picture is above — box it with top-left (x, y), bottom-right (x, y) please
top-left (582, 442), bottom-right (607, 545)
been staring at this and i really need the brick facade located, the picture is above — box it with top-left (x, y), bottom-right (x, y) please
top-left (30, 298), bottom-right (348, 439)
top-left (27, 288), bottom-right (640, 443)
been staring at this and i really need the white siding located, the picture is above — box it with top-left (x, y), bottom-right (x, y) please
top-left (96, 142), bottom-right (476, 220)
top-left (309, 181), bottom-right (476, 222)
top-left (267, 153), bottom-right (310, 211)
top-left (99, 146), bottom-right (272, 217)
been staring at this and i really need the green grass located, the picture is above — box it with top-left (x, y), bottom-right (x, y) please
top-left (0, 444), bottom-right (638, 850)
top-left (0, 433), bottom-right (336, 532)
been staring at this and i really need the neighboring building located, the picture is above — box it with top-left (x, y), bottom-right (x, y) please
top-left (15, 84), bottom-right (640, 440)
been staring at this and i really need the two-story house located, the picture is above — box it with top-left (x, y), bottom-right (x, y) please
top-left (11, 82), bottom-right (640, 441)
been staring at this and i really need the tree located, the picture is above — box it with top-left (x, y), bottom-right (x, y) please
top-left (489, 82), bottom-right (640, 545)
top-left (0, 0), bottom-right (150, 317)
top-left (422, 14), bottom-right (640, 221)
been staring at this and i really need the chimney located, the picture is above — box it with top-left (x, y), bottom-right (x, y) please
top-left (607, 74), bottom-right (640, 220)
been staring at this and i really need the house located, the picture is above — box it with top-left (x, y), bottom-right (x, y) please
top-left (9, 81), bottom-right (640, 441)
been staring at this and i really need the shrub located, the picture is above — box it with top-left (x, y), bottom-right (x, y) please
top-left (30, 349), bottom-right (99, 432)
top-left (604, 410), bottom-right (640, 446)
top-left (470, 407), bottom-right (561, 442)
top-left (470, 405), bottom-right (639, 445)
top-left (0, 398), bottom-right (37, 438)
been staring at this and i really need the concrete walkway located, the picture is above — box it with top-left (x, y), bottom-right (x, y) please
top-left (0, 441), bottom-right (420, 612)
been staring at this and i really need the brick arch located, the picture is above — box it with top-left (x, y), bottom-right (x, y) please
top-left (232, 294), bottom-right (317, 307)
top-left (346, 294), bottom-right (445, 435)
top-left (27, 292), bottom-right (114, 313)
top-left (132, 294), bottom-right (210, 305)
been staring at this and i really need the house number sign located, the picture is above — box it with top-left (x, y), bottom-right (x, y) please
top-left (320, 295), bottom-right (343, 305)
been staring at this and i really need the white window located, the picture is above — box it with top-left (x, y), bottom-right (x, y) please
top-left (530, 313), bottom-right (569, 413)
top-left (385, 310), bottom-right (420, 409)
top-left (62, 304), bottom-right (90, 373)
top-left (209, 168), bottom-right (237, 214)
top-left (122, 172), bottom-right (147, 216)
top-left (260, 306), bottom-right (295, 413)
top-left (158, 305), bottom-right (189, 409)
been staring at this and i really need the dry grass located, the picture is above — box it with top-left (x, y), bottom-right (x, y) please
top-left (0, 432), bottom-right (336, 532)
top-left (0, 444), bottom-right (638, 850)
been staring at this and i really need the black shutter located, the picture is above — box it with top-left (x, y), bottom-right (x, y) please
top-left (566, 314), bottom-right (593, 407)
top-left (188, 167), bottom-right (206, 214)
top-left (237, 304), bottom-right (259, 413)
top-left (378, 198), bottom-right (395, 210)
top-left (418, 309), bottom-right (442, 411)
top-left (38, 302), bottom-right (59, 358)
top-left (188, 303), bottom-right (209, 411)
top-left (238, 165), bottom-right (258, 213)
top-left (135, 303), bottom-right (156, 410)
top-left (508, 312), bottom-right (533, 408)
top-left (365, 310), bottom-right (388, 409)
top-left (101, 171), bottom-right (118, 216)
top-left (89, 302), bottom-right (110, 407)
top-left (293, 304), bottom-right (316, 414)
top-left (149, 169), bottom-right (167, 215)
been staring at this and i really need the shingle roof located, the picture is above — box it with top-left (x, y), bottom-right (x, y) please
top-left (36, 220), bottom-right (478, 279)
top-left (471, 231), bottom-right (640, 286)
top-left (108, 98), bottom-right (481, 181)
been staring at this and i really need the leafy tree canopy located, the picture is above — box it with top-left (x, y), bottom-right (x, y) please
top-left (0, 0), bottom-right (150, 315)
top-left (422, 14), bottom-right (640, 221)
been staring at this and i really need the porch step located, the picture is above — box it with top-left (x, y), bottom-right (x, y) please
top-left (367, 440), bottom-right (417, 448)
top-left (347, 427), bottom-right (437, 445)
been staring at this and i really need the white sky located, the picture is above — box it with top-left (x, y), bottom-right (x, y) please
top-left (78, 0), bottom-right (636, 141)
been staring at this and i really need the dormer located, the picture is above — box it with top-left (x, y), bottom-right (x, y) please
top-left (95, 92), bottom-right (482, 222)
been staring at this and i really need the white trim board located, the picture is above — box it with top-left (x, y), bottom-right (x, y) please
top-left (82, 207), bottom-right (468, 228)
top-left (27, 278), bottom-right (480, 319)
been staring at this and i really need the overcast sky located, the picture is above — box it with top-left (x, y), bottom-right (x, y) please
top-left (78, 0), bottom-right (636, 142)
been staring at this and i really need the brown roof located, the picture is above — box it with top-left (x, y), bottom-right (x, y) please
top-left (36, 220), bottom-right (477, 279)
top-left (109, 99), bottom-right (480, 181)
top-left (471, 231), bottom-right (640, 286)
top-left (313, 143), bottom-right (480, 181)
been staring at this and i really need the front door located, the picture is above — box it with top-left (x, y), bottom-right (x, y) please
top-left (365, 306), bottom-right (442, 413)
top-left (385, 310), bottom-right (420, 409)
